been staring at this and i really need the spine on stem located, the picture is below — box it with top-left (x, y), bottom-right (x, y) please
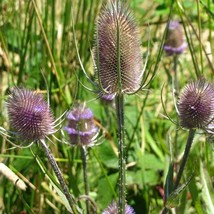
top-left (40, 140), bottom-right (79, 214)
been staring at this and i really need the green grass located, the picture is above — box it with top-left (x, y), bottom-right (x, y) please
top-left (0, 0), bottom-right (214, 213)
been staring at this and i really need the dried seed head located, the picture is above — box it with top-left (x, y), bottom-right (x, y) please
top-left (164, 21), bottom-right (187, 55)
top-left (178, 80), bottom-right (214, 129)
top-left (94, 1), bottom-right (142, 94)
top-left (64, 105), bottom-right (98, 147)
top-left (102, 201), bottom-right (135, 214)
top-left (7, 88), bottom-right (54, 142)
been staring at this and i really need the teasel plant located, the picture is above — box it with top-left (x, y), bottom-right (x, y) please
top-left (1, 87), bottom-right (82, 214)
top-left (70, 0), bottom-right (175, 212)
top-left (93, 1), bottom-right (151, 213)
top-left (71, 0), bottom-right (152, 212)
top-left (64, 103), bottom-right (99, 214)
top-left (162, 79), bottom-right (214, 213)
top-left (163, 20), bottom-right (188, 172)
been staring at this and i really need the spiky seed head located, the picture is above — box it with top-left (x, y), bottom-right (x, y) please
top-left (94, 1), bottom-right (142, 94)
top-left (64, 105), bottom-right (98, 147)
top-left (164, 20), bottom-right (187, 55)
top-left (178, 80), bottom-right (214, 129)
top-left (7, 88), bottom-right (54, 142)
top-left (102, 201), bottom-right (135, 214)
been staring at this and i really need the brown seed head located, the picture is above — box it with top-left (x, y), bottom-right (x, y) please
top-left (94, 1), bottom-right (142, 94)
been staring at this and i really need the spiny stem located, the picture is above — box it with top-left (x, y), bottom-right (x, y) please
top-left (174, 129), bottom-right (196, 189)
top-left (80, 146), bottom-right (90, 214)
top-left (40, 140), bottom-right (80, 214)
top-left (116, 94), bottom-right (126, 214)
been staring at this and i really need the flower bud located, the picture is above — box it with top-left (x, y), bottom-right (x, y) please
top-left (164, 21), bottom-right (187, 55)
top-left (178, 80), bottom-right (214, 129)
top-left (7, 88), bottom-right (54, 141)
top-left (94, 1), bottom-right (142, 94)
top-left (64, 105), bottom-right (98, 146)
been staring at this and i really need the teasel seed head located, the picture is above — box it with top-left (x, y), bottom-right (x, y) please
top-left (102, 201), bottom-right (135, 214)
top-left (178, 80), bottom-right (214, 130)
top-left (7, 88), bottom-right (54, 142)
top-left (94, 0), bottom-right (142, 94)
top-left (64, 104), bottom-right (98, 147)
top-left (164, 20), bottom-right (187, 55)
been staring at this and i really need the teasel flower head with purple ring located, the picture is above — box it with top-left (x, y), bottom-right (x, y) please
top-left (6, 88), bottom-right (55, 143)
top-left (164, 20), bottom-right (187, 56)
top-left (94, 0), bottom-right (144, 95)
top-left (64, 104), bottom-right (99, 147)
top-left (102, 201), bottom-right (135, 214)
top-left (178, 79), bottom-right (214, 130)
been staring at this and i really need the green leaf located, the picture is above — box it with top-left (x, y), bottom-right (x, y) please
top-left (145, 130), bottom-right (164, 162)
top-left (33, 152), bottom-right (72, 212)
top-left (164, 162), bottom-right (174, 203)
top-left (141, 153), bottom-right (164, 171)
top-left (97, 173), bottom-right (118, 209)
top-left (200, 161), bottom-right (214, 214)
top-left (98, 141), bottom-right (118, 169)
top-left (166, 175), bottom-right (192, 209)
top-left (188, 176), bottom-right (203, 214)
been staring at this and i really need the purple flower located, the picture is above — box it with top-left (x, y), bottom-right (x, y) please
top-left (102, 201), bottom-right (135, 214)
top-left (178, 80), bottom-right (214, 130)
top-left (6, 88), bottom-right (54, 141)
top-left (100, 93), bottom-right (116, 105)
top-left (64, 105), bottom-right (98, 146)
top-left (94, 1), bottom-right (142, 94)
top-left (164, 21), bottom-right (187, 55)
top-left (101, 94), bottom-right (116, 101)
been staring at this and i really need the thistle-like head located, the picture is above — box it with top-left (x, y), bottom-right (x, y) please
top-left (64, 104), bottom-right (98, 147)
top-left (6, 88), bottom-right (54, 142)
top-left (102, 201), bottom-right (135, 214)
top-left (164, 20), bottom-right (187, 55)
top-left (178, 80), bottom-right (214, 130)
top-left (94, 0), bottom-right (142, 95)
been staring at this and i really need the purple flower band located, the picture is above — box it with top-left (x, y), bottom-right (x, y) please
top-left (67, 108), bottom-right (93, 121)
top-left (164, 42), bottom-right (187, 55)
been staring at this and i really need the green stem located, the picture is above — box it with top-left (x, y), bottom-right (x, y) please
top-left (116, 94), bottom-right (126, 214)
top-left (174, 129), bottom-right (196, 189)
top-left (173, 54), bottom-right (179, 170)
top-left (40, 140), bottom-right (80, 214)
top-left (80, 146), bottom-right (90, 214)
top-left (173, 55), bottom-right (178, 97)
